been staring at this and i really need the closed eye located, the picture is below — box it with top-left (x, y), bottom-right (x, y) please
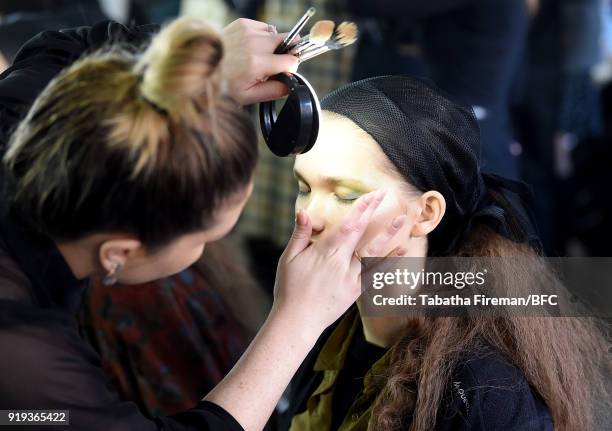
top-left (335, 194), bottom-right (360, 205)
top-left (297, 180), bottom-right (311, 195)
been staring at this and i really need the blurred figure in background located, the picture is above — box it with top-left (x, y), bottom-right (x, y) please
top-left (511, 0), bottom-right (564, 254)
top-left (569, 81), bottom-right (612, 256)
top-left (513, 0), bottom-right (608, 255)
top-left (563, 0), bottom-right (612, 255)
top-left (349, 0), bottom-right (530, 180)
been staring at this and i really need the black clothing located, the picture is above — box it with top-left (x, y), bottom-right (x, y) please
top-left (281, 315), bottom-right (554, 430)
top-left (0, 21), bottom-right (243, 431)
top-left (329, 328), bottom-right (386, 431)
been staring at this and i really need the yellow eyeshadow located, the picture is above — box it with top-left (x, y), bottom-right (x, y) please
top-left (335, 186), bottom-right (364, 200)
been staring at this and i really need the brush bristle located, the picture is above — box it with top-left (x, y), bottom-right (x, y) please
top-left (334, 21), bottom-right (358, 46)
top-left (310, 20), bottom-right (335, 43)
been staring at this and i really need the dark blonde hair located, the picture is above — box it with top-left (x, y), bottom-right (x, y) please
top-left (3, 17), bottom-right (257, 247)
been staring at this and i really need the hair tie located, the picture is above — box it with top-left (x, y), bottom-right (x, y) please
top-left (137, 72), bottom-right (169, 117)
top-left (139, 93), bottom-right (169, 117)
top-left (457, 173), bottom-right (542, 254)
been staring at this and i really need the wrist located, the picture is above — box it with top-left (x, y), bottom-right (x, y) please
top-left (266, 303), bottom-right (322, 348)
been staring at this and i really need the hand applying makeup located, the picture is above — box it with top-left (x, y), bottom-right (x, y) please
top-left (205, 189), bottom-right (406, 430)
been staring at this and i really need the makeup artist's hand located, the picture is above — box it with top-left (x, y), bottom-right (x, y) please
top-left (272, 190), bottom-right (405, 337)
top-left (205, 190), bottom-right (404, 429)
top-left (221, 18), bottom-right (299, 105)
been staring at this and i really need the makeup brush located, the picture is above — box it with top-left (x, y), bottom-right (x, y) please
top-left (288, 20), bottom-right (335, 54)
top-left (296, 21), bottom-right (358, 62)
top-left (274, 7), bottom-right (316, 54)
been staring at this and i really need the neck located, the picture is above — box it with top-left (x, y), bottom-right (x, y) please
top-left (357, 308), bottom-right (409, 348)
top-left (358, 238), bottom-right (427, 348)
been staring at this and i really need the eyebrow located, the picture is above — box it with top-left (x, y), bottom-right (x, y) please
top-left (293, 169), bottom-right (372, 191)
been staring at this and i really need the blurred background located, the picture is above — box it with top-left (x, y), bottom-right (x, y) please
top-left (1, 0), bottom-right (610, 428)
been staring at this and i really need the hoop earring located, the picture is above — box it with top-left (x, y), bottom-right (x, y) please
top-left (102, 262), bottom-right (124, 286)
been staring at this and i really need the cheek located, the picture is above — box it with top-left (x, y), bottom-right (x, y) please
top-left (356, 195), bottom-right (413, 253)
top-left (166, 243), bottom-right (205, 273)
top-left (133, 243), bottom-right (205, 283)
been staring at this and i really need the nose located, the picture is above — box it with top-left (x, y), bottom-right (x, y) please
top-left (303, 195), bottom-right (326, 235)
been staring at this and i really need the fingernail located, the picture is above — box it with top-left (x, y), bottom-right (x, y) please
top-left (296, 210), bottom-right (306, 226)
top-left (392, 215), bottom-right (406, 229)
top-left (363, 192), bottom-right (375, 204)
top-left (375, 189), bottom-right (387, 201)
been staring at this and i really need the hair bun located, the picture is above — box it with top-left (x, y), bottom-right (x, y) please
top-left (136, 17), bottom-right (224, 117)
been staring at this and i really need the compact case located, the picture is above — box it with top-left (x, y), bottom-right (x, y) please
top-left (259, 72), bottom-right (321, 157)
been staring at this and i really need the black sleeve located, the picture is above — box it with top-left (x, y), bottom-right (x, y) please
top-left (0, 301), bottom-right (243, 431)
top-left (436, 350), bottom-right (554, 431)
top-left (0, 20), bottom-right (158, 153)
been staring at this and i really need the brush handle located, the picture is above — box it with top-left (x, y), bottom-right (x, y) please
top-left (274, 7), bottom-right (316, 54)
top-left (297, 45), bottom-right (331, 62)
top-left (289, 38), bottom-right (329, 56)
top-left (288, 37), bottom-right (311, 54)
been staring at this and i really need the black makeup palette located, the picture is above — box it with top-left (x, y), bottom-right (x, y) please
top-left (259, 72), bottom-right (320, 157)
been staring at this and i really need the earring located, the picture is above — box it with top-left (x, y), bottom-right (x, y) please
top-left (102, 262), bottom-right (124, 286)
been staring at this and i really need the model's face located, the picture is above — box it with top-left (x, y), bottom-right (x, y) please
top-left (294, 112), bottom-right (423, 257)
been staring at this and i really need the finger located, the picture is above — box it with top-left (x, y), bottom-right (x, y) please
top-left (250, 33), bottom-right (294, 52)
top-left (283, 209), bottom-right (313, 262)
top-left (254, 53), bottom-right (300, 77)
top-left (239, 80), bottom-right (290, 105)
top-left (359, 246), bottom-right (407, 275)
top-left (319, 189), bottom-right (386, 257)
top-left (389, 246), bottom-right (408, 257)
top-left (228, 18), bottom-right (271, 33)
top-left (359, 215), bottom-right (407, 258)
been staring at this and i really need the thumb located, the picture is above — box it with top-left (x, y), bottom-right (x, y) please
top-left (283, 210), bottom-right (312, 262)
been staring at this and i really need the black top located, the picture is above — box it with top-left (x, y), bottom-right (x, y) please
top-left (281, 316), bottom-right (554, 430)
top-left (330, 328), bottom-right (386, 431)
top-left (0, 21), bottom-right (242, 431)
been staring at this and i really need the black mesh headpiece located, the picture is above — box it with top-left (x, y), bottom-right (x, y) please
top-left (321, 76), bottom-right (540, 256)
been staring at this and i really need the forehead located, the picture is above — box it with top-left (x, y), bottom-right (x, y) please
top-left (294, 113), bottom-right (388, 179)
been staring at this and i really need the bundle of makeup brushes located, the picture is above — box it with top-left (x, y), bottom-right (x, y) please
top-left (274, 7), bottom-right (358, 63)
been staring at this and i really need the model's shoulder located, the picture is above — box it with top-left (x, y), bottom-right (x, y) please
top-left (457, 345), bottom-right (525, 388)
top-left (437, 346), bottom-right (554, 431)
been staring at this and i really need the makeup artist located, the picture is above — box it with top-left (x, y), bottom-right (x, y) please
top-left (0, 17), bottom-right (402, 431)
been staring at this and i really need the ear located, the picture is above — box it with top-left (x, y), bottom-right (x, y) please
top-left (411, 191), bottom-right (446, 237)
top-left (98, 238), bottom-right (143, 273)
